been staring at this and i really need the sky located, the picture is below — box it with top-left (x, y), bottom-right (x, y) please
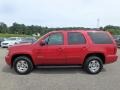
top-left (0, 0), bottom-right (120, 28)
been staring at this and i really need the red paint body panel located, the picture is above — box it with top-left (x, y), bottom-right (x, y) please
top-left (5, 30), bottom-right (118, 66)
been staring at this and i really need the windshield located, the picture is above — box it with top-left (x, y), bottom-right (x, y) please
top-left (7, 38), bottom-right (17, 40)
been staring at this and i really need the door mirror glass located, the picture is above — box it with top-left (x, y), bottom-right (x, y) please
top-left (40, 40), bottom-right (46, 46)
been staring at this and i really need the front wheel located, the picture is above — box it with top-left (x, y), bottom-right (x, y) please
top-left (84, 56), bottom-right (103, 74)
top-left (13, 56), bottom-right (33, 75)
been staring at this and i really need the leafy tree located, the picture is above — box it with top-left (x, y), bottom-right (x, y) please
top-left (104, 25), bottom-right (120, 35)
top-left (0, 22), bottom-right (8, 33)
top-left (0, 22), bottom-right (120, 36)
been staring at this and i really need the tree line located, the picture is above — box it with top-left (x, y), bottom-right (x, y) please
top-left (0, 22), bottom-right (120, 36)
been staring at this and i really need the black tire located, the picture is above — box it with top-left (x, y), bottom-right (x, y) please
top-left (83, 56), bottom-right (103, 74)
top-left (13, 56), bottom-right (33, 75)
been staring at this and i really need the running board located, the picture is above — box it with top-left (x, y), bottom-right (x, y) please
top-left (36, 65), bottom-right (82, 68)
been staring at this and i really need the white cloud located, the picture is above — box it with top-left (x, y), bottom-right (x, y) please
top-left (0, 0), bottom-right (120, 27)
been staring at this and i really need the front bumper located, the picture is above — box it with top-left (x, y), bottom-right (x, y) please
top-left (5, 55), bottom-right (11, 66)
top-left (1, 43), bottom-right (15, 48)
top-left (1, 44), bottom-right (9, 48)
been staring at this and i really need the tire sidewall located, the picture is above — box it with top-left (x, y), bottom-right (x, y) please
top-left (13, 56), bottom-right (33, 75)
top-left (84, 56), bottom-right (103, 74)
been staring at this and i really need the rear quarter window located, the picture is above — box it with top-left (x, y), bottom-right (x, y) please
top-left (88, 32), bottom-right (113, 44)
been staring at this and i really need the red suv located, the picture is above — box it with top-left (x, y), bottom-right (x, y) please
top-left (5, 30), bottom-right (118, 75)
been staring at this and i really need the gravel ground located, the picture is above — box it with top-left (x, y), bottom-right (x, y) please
top-left (0, 48), bottom-right (120, 90)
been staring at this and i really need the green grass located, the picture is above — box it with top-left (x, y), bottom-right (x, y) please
top-left (0, 33), bottom-right (31, 38)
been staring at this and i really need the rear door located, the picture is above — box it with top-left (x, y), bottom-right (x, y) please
top-left (65, 32), bottom-right (87, 64)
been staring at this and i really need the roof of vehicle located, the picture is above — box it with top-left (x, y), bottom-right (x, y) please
top-left (49, 30), bottom-right (105, 33)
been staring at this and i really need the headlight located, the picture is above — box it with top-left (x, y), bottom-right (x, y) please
top-left (8, 42), bottom-right (14, 46)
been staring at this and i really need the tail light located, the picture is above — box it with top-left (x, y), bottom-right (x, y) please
top-left (113, 44), bottom-right (117, 54)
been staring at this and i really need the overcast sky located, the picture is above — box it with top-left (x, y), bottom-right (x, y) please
top-left (0, 0), bottom-right (120, 27)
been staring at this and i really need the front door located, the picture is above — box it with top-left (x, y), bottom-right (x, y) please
top-left (37, 32), bottom-right (66, 64)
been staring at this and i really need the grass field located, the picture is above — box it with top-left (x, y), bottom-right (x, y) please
top-left (0, 33), bottom-right (31, 37)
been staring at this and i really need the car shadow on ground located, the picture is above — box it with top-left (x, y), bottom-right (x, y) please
top-left (2, 65), bottom-right (17, 75)
top-left (33, 67), bottom-right (86, 74)
top-left (2, 65), bottom-right (107, 75)
top-left (33, 67), bottom-right (107, 75)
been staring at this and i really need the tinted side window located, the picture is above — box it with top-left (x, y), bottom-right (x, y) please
top-left (68, 32), bottom-right (86, 44)
top-left (88, 32), bottom-right (113, 44)
top-left (47, 33), bottom-right (64, 45)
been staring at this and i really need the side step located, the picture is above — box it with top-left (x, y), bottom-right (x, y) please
top-left (36, 65), bottom-right (82, 68)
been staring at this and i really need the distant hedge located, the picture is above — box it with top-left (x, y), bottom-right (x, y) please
top-left (0, 22), bottom-right (120, 36)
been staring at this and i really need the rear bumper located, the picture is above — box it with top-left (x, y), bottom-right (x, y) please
top-left (105, 55), bottom-right (118, 64)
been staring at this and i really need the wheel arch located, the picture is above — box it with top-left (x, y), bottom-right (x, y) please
top-left (11, 54), bottom-right (34, 67)
top-left (84, 53), bottom-right (105, 64)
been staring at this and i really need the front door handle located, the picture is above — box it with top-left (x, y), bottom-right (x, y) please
top-left (58, 47), bottom-right (63, 52)
top-left (82, 46), bottom-right (86, 48)
top-left (81, 46), bottom-right (87, 50)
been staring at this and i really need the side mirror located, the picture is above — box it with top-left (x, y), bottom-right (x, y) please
top-left (40, 40), bottom-right (46, 46)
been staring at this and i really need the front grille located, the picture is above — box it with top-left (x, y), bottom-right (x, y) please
top-left (2, 43), bottom-right (8, 45)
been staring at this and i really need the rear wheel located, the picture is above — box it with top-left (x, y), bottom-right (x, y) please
top-left (84, 56), bottom-right (103, 74)
top-left (13, 56), bottom-right (33, 75)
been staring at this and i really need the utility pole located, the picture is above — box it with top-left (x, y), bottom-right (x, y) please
top-left (97, 18), bottom-right (100, 30)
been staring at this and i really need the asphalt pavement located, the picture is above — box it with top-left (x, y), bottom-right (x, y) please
top-left (0, 48), bottom-right (120, 90)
